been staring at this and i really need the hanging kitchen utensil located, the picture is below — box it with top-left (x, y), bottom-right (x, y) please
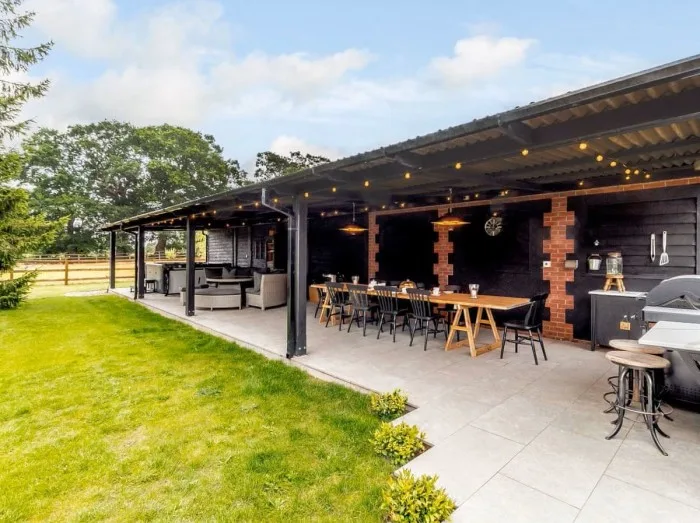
top-left (650, 233), bottom-right (656, 263)
top-left (659, 231), bottom-right (669, 266)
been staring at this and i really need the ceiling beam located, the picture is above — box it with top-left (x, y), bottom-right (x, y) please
top-left (498, 118), bottom-right (534, 145)
top-left (494, 136), bottom-right (700, 183)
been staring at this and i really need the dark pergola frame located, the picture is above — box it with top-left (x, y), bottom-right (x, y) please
top-left (103, 54), bottom-right (700, 359)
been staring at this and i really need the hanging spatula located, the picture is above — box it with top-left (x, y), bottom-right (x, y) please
top-left (650, 233), bottom-right (655, 263)
top-left (659, 231), bottom-right (669, 266)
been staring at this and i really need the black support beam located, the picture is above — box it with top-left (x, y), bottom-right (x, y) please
top-left (185, 218), bottom-right (196, 316)
top-left (137, 226), bottom-right (146, 299)
top-left (109, 230), bottom-right (116, 290)
top-left (293, 196), bottom-right (308, 357)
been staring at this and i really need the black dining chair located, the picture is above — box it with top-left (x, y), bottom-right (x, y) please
top-left (406, 288), bottom-right (448, 351)
top-left (325, 282), bottom-right (352, 330)
top-left (314, 286), bottom-right (326, 319)
top-left (346, 284), bottom-right (378, 336)
top-left (375, 286), bottom-right (409, 342)
top-left (500, 292), bottom-right (549, 365)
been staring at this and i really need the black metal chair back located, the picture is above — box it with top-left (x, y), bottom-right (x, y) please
top-left (375, 286), bottom-right (401, 314)
top-left (326, 282), bottom-right (347, 306)
top-left (524, 292), bottom-right (549, 328)
top-left (406, 288), bottom-right (433, 319)
top-left (347, 284), bottom-right (371, 310)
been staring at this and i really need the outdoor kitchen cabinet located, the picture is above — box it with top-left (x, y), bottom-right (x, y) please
top-left (589, 290), bottom-right (647, 350)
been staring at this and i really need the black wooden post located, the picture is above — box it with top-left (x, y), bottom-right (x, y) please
top-left (109, 230), bottom-right (116, 289)
top-left (285, 195), bottom-right (308, 358)
top-left (294, 197), bottom-right (308, 356)
top-left (133, 231), bottom-right (139, 300)
top-left (286, 205), bottom-right (297, 358)
top-left (137, 226), bottom-right (146, 299)
top-left (185, 218), bottom-right (196, 316)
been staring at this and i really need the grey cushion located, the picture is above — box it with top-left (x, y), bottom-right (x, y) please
top-left (252, 271), bottom-right (262, 293)
top-left (194, 287), bottom-right (241, 296)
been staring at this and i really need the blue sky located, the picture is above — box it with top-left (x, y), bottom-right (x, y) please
top-left (22, 0), bottom-right (700, 169)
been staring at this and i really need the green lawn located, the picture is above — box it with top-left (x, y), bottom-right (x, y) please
top-left (0, 296), bottom-right (393, 521)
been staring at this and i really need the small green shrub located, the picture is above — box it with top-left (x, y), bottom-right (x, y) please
top-left (382, 469), bottom-right (456, 522)
top-left (0, 271), bottom-right (37, 309)
top-left (370, 389), bottom-right (408, 420)
top-left (371, 422), bottom-right (425, 466)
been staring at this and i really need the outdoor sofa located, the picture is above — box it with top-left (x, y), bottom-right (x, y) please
top-left (247, 273), bottom-right (287, 310)
top-left (179, 286), bottom-right (242, 310)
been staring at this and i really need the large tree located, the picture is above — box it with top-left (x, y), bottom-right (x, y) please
top-left (0, 0), bottom-right (57, 308)
top-left (22, 122), bottom-right (244, 253)
top-left (254, 150), bottom-right (329, 181)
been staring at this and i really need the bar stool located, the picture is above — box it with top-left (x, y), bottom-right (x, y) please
top-left (605, 340), bottom-right (669, 418)
top-left (605, 350), bottom-right (672, 455)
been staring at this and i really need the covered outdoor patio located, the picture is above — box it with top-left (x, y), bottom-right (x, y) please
top-left (112, 288), bottom-right (700, 521)
top-left (103, 55), bottom-right (700, 520)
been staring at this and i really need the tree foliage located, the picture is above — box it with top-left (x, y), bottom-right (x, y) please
top-left (0, 0), bottom-right (57, 308)
top-left (0, 0), bottom-right (52, 141)
top-left (22, 122), bottom-right (243, 253)
top-left (254, 150), bottom-right (329, 181)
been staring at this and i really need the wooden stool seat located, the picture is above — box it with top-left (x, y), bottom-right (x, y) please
top-left (606, 350), bottom-right (670, 370)
top-left (609, 339), bottom-right (665, 355)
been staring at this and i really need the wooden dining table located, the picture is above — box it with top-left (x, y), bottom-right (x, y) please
top-left (310, 283), bottom-right (530, 358)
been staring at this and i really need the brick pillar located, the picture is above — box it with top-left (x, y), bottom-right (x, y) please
top-left (542, 196), bottom-right (575, 340)
top-left (368, 212), bottom-right (379, 279)
top-left (433, 206), bottom-right (454, 288)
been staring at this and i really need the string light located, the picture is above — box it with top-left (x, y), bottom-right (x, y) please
top-left (610, 161), bottom-right (618, 167)
top-left (273, 198), bottom-right (279, 203)
top-left (400, 202), bottom-right (406, 208)
top-left (645, 173), bottom-right (651, 179)
top-left (625, 168), bottom-right (631, 175)
top-left (455, 162), bottom-right (462, 169)
top-left (578, 180), bottom-right (584, 186)
top-left (625, 175), bottom-right (631, 181)
top-left (381, 205), bottom-right (386, 209)
top-left (334, 210), bottom-right (339, 215)
top-left (634, 169), bottom-right (640, 175)
top-left (332, 186), bottom-right (337, 193)
top-left (596, 154), bottom-right (604, 162)
top-left (404, 172), bottom-right (411, 179)
top-left (304, 192), bottom-right (309, 198)
top-left (212, 210), bottom-right (217, 215)
top-left (237, 205), bottom-right (243, 209)
top-left (364, 207), bottom-right (369, 212)
top-left (474, 193), bottom-right (479, 198)
top-left (321, 212), bottom-right (326, 217)
top-left (364, 180), bottom-right (370, 188)
top-left (254, 202), bottom-right (260, 207)
top-left (521, 148), bottom-right (529, 156)
top-left (579, 142), bottom-right (588, 150)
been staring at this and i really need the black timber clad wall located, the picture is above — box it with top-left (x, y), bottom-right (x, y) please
top-left (569, 186), bottom-right (700, 339)
top-left (450, 201), bottom-right (549, 323)
top-left (236, 227), bottom-right (251, 267)
top-left (308, 214), bottom-right (368, 283)
top-left (206, 230), bottom-right (234, 263)
top-left (377, 211), bottom-right (437, 286)
top-left (251, 225), bottom-right (269, 270)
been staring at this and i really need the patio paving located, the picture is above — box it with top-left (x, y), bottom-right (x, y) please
top-left (113, 288), bottom-right (700, 522)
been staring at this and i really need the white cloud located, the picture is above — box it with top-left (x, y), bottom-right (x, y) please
top-left (430, 35), bottom-right (536, 87)
top-left (269, 135), bottom-right (342, 161)
top-left (17, 1), bottom-right (646, 162)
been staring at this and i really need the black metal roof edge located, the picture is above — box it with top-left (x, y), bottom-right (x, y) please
top-left (101, 54), bottom-right (700, 231)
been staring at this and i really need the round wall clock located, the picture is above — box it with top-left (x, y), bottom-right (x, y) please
top-left (484, 216), bottom-right (503, 236)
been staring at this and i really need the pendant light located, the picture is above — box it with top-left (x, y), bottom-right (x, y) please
top-left (432, 188), bottom-right (469, 229)
top-left (339, 202), bottom-right (368, 234)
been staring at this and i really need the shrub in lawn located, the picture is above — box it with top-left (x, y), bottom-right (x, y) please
top-left (371, 422), bottom-right (425, 466)
top-left (0, 272), bottom-right (37, 310)
top-left (369, 389), bottom-right (408, 420)
top-left (381, 469), bottom-right (456, 522)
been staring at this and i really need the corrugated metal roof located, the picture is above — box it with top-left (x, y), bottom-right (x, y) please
top-left (102, 54), bottom-right (700, 230)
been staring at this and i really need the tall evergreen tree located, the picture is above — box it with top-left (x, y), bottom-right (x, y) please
top-left (0, 0), bottom-right (57, 308)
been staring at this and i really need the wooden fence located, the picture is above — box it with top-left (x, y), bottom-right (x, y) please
top-left (2, 255), bottom-right (204, 286)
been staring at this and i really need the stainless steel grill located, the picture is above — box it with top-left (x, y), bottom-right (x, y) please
top-left (642, 275), bottom-right (700, 407)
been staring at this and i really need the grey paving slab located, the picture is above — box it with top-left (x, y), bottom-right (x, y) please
top-left (453, 473), bottom-right (578, 523)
